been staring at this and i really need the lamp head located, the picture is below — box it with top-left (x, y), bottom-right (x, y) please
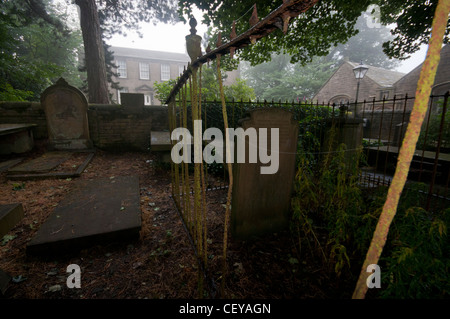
top-left (353, 61), bottom-right (369, 79)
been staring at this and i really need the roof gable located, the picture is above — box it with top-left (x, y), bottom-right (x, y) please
top-left (348, 61), bottom-right (405, 87)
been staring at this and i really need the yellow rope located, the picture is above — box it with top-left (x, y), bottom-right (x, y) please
top-left (217, 54), bottom-right (234, 297)
top-left (199, 65), bottom-right (209, 267)
top-left (352, 0), bottom-right (450, 299)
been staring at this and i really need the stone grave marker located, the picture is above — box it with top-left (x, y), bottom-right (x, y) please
top-left (231, 108), bottom-right (299, 239)
top-left (0, 203), bottom-right (24, 239)
top-left (41, 78), bottom-right (92, 150)
top-left (27, 176), bottom-right (141, 256)
top-left (121, 93), bottom-right (144, 114)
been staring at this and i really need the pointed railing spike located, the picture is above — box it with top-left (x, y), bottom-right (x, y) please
top-left (206, 44), bottom-right (211, 65)
top-left (230, 20), bottom-right (237, 40)
top-left (282, 11), bottom-right (291, 34)
top-left (249, 4), bottom-right (259, 27)
top-left (216, 32), bottom-right (222, 48)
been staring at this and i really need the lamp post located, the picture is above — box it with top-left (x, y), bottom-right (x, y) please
top-left (353, 61), bottom-right (369, 117)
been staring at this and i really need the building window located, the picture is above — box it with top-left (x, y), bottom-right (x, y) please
top-left (179, 65), bottom-right (185, 77)
top-left (139, 63), bottom-right (150, 80)
top-left (161, 64), bottom-right (170, 81)
top-left (117, 60), bottom-right (127, 78)
top-left (144, 94), bottom-right (153, 105)
top-left (117, 88), bottom-right (128, 104)
top-left (380, 90), bottom-right (390, 99)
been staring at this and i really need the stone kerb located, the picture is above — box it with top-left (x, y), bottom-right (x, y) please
top-left (231, 108), bottom-right (299, 239)
top-left (41, 78), bottom-right (93, 150)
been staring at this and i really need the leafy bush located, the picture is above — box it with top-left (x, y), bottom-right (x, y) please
top-left (291, 122), bottom-right (450, 297)
top-left (356, 184), bottom-right (450, 298)
top-left (417, 99), bottom-right (450, 151)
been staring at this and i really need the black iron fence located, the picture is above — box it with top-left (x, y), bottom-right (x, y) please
top-left (177, 92), bottom-right (449, 211)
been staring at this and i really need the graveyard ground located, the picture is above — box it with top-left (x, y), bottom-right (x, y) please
top-left (0, 141), bottom-right (358, 299)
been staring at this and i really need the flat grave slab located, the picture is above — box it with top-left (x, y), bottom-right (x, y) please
top-left (8, 152), bottom-right (71, 174)
top-left (6, 151), bottom-right (94, 180)
top-left (0, 158), bottom-right (23, 173)
top-left (0, 203), bottom-right (24, 239)
top-left (27, 175), bottom-right (142, 256)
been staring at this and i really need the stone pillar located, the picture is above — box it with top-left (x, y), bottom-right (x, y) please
top-left (322, 117), bottom-right (364, 169)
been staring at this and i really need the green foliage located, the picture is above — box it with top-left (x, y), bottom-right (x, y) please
top-left (417, 99), bottom-right (450, 152)
top-left (0, 83), bottom-right (33, 101)
top-left (154, 79), bottom-right (179, 104)
top-left (377, 0), bottom-right (449, 59)
top-left (239, 12), bottom-right (399, 102)
top-left (154, 65), bottom-right (255, 104)
top-left (290, 121), bottom-right (450, 297)
top-left (179, 0), bottom-right (444, 62)
top-left (355, 184), bottom-right (450, 298)
top-left (291, 131), bottom-right (364, 277)
top-left (0, 0), bottom-right (85, 101)
top-left (179, 0), bottom-right (365, 65)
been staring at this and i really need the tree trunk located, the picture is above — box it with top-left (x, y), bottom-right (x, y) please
top-left (75, 0), bottom-right (110, 104)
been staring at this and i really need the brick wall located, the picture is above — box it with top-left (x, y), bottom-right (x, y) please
top-left (88, 104), bottom-right (153, 151)
top-left (0, 102), bottom-right (170, 151)
top-left (0, 101), bottom-right (47, 139)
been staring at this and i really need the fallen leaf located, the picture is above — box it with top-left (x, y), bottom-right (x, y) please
top-left (1, 234), bottom-right (17, 246)
top-left (47, 284), bottom-right (62, 292)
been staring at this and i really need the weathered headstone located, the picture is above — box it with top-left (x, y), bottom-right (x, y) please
top-left (231, 108), bottom-right (299, 239)
top-left (41, 78), bottom-right (92, 150)
top-left (121, 93), bottom-right (144, 114)
top-left (0, 203), bottom-right (24, 239)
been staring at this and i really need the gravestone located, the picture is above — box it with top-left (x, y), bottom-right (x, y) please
top-left (41, 78), bottom-right (93, 150)
top-left (27, 176), bottom-right (141, 255)
top-left (0, 203), bottom-right (24, 239)
top-left (231, 108), bottom-right (299, 239)
top-left (121, 93), bottom-right (144, 114)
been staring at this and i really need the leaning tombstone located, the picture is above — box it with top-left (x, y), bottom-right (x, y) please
top-left (41, 78), bottom-right (93, 150)
top-left (231, 108), bottom-right (299, 239)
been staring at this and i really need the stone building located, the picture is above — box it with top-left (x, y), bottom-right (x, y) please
top-left (313, 59), bottom-right (405, 106)
top-left (110, 46), bottom-right (239, 106)
top-left (313, 44), bottom-right (450, 110)
top-left (394, 44), bottom-right (450, 98)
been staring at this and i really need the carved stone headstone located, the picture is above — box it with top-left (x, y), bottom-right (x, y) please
top-left (231, 108), bottom-right (299, 239)
top-left (41, 78), bottom-right (92, 150)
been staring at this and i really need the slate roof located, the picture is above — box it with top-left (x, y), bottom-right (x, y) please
top-left (110, 46), bottom-right (189, 63)
top-left (348, 61), bottom-right (405, 87)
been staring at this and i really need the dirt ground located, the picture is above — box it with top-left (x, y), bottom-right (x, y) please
top-left (0, 142), bottom-right (357, 299)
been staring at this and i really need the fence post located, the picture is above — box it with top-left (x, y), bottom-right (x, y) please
top-left (426, 91), bottom-right (449, 210)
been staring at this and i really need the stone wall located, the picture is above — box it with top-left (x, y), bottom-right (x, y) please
top-left (0, 101), bottom-right (170, 151)
top-left (0, 102), bottom-right (47, 139)
top-left (362, 110), bottom-right (412, 143)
